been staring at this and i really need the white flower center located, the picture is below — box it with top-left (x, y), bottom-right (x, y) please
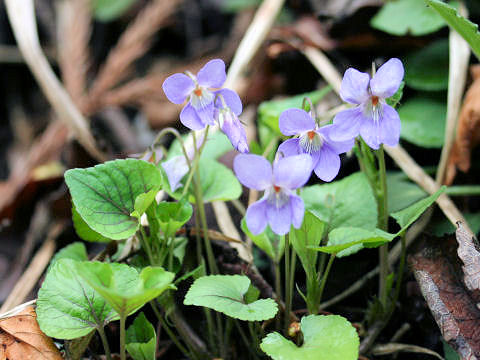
top-left (190, 86), bottom-right (214, 109)
top-left (265, 185), bottom-right (290, 208)
top-left (299, 130), bottom-right (324, 154)
top-left (365, 95), bottom-right (384, 124)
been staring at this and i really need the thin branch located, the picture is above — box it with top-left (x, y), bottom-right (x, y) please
top-left (4, 0), bottom-right (105, 161)
top-left (436, 1), bottom-right (470, 184)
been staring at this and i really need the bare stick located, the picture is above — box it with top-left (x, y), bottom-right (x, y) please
top-left (224, 0), bottom-right (286, 89)
top-left (0, 222), bottom-right (65, 313)
top-left (4, 0), bottom-right (105, 161)
top-left (302, 46), bottom-right (342, 93)
top-left (436, 2), bottom-right (470, 184)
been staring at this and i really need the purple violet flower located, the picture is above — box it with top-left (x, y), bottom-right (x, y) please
top-left (163, 59), bottom-right (227, 130)
top-left (278, 108), bottom-right (354, 182)
top-left (214, 89), bottom-right (249, 153)
top-left (161, 133), bottom-right (205, 192)
top-left (234, 153), bottom-right (312, 235)
top-left (331, 58), bottom-right (404, 150)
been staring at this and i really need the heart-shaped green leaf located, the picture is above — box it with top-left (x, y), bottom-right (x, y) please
top-left (399, 96), bottom-right (446, 148)
top-left (131, 190), bottom-right (158, 219)
top-left (75, 261), bottom-right (176, 317)
top-left (184, 275), bottom-right (278, 321)
top-left (65, 159), bottom-right (162, 240)
top-left (37, 259), bottom-right (118, 339)
top-left (260, 315), bottom-right (359, 360)
top-left (72, 205), bottom-right (112, 243)
top-left (404, 39), bottom-right (449, 91)
top-left (371, 0), bottom-right (450, 36)
top-left (126, 312), bottom-right (156, 360)
top-left (47, 242), bottom-right (88, 273)
top-left (302, 172), bottom-right (377, 232)
top-left (154, 200), bottom-right (193, 238)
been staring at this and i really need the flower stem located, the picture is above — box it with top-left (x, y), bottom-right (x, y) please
top-left (97, 327), bottom-right (111, 360)
top-left (139, 226), bottom-right (156, 265)
top-left (284, 235), bottom-right (292, 333)
top-left (273, 259), bottom-right (282, 330)
top-left (149, 301), bottom-right (192, 358)
top-left (376, 146), bottom-right (389, 306)
top-left (318, 254), bottom-right (335, 304)
top-left (119, 315), bottom-right (126, 360)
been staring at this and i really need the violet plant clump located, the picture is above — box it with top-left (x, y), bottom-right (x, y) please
top-left (234, 153), bottom-right (312, 235)
top-left (331, 58), bottom-right (404, 149)
top-left (278, 108), bottom-right (354, 182)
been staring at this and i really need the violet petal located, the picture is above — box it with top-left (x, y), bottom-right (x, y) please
top-left (180, 103), bottom-right (207, 130)
top-left (273, 154), bottom-right (312, 190)
top-left (266, 200), bottom-right (292, 235)
top-left (279, 108), bottom-right (315, 136)
top-left (161, 156), bottom-right (189, 192)
top-left (215, 88), bottom-right (242, 115)
top-left (379, 104), bottom-right (401, 147)
top-left (246, 198), bottom-right (268, 235)
top-left (290, 194), bottom-right (305, 229)
top-left (331, 107), bottom-right (364, 141)
top-left (197, 59), bottom-right (226, 88)
top-left (340, 68), bottom-right (370, 104)
top-left (162, 73), bottom-right (195, 104)
top-left (234, 154), bottom-right (272, 190)
top-left (370, 58), bottom-right (404, 99)
top-left (318, 125), bottom-right (355, 154)
top-left (359, 116), bottom-right (381, 150)
top-left (277, 138), bottom-right (301, 158)
top-left (313, 145), bottom-right (341, 182)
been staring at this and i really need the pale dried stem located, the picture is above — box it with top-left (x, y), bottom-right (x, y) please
top-left (4, 0), bottom-right (105, 161)
top-left (436, 2), bottom-right (470, 184)
top-left (85, 0), bottom-right (182, 114)
top-left (302, 46), bottom-right (342, 93)
top-left (211, 0), bottom-right (286, 263)
top-left (224, 0), bottom-right (286, 89)
top-left (0, 222), bottom-right (65, 313)
top-left (57, 0), bottom-right (92, 108)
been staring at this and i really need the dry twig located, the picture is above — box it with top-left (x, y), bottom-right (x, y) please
top-left (84, 0), bottom-right (183, 114)
top-left (0, 222), bottom-right (65, 313)
top-left (57, 0), bottom-right (92, 108)
top-left (4, 0), bottom-right (105, 161)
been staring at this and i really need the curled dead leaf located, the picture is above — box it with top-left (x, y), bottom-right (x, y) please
top-left (446, 65), bottom-right (480, 185)
top-left (0, 305), bottom-right (62, 360)
top-left (410, 234), bottom-right (480, 360)
top-left (456, 222), bottom-right (480, 292)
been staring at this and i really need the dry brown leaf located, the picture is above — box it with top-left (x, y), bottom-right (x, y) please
top-left (445, 65), bottom-right (480, 185)
top-left (0, 305), bottom-right (62, 360)
top-left (410, 234), bottom-right (480, 359)
top-left (456, 222), bottom-right (480, 292)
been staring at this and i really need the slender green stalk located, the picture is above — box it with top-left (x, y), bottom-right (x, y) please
top-left (149, 302), bottom-right (192, 358)
top-left (139, 226), bottom-right (155, 265)
top-left (119, 315), bottom-right (126, 360)
top-left (318, 254), bottom-right (335, 304)
top-left (376, 146), bottom-right (389, 306)
top-left (446, 185), bottom-right (480, 196)
top-left (248, 321), bottom-right (260, 353)
top-left (97, 327), bottom-right (112, 360)
top-left (273, 260), bottom-right (282, 330)
top-left (234, 320), bottom-right (260, 360)
top-left (284, 236), bottom-right (292, 332)
top-left (289, 246), bottom-right (297, 313)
